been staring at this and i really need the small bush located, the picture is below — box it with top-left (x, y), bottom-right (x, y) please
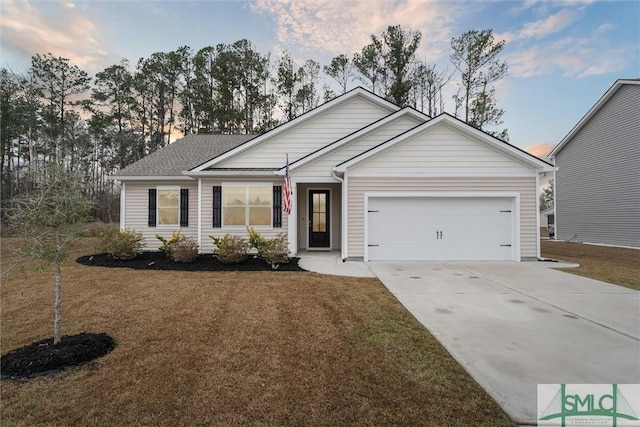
top-left (247, 227), bottom-right (266, 256)
top-left (100, 228), bottom-right (144, 260)
top-left (172, 235), bottom-right (199, 263)
top-left (261, 233), bottom-right (290, 269)
top-left (156, 230), bottom-right (183, 258)
top-left (210, 234), bottom-right (249, 264)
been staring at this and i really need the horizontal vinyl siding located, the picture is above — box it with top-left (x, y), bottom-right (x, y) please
top-left (200, 178), bottom-right (288, 253)
top-left (350, 123), bottom-right (532, 175)
top-left (346, 177), bottom-right (537, 259)
top-left (296, 183), bottom-right (342, 251)
top-left (216, 97), bottom-right (392, 169)
top-left (124, 181), bottom-right (198, 251)
top-left (556, 84), bottom-right (640, 247)
top-left (294, 115), bottom-right (423, 177)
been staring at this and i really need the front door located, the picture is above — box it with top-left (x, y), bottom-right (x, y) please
top-left (309, 190), bottom-right (330, 248)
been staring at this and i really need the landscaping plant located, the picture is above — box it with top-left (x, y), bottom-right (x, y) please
top-left (210, 234), bottom-right (249, 264)
top-left (156, 230), bottom-right (183, 258)
top-left (171, 235), bottom-right (199, 263)
top-left (100, 228), bottom-right (144, 260)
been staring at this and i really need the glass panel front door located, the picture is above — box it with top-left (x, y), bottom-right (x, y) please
top-left (309, 190), bottom-right (330, 248)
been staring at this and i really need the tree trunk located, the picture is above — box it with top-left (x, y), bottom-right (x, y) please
top-left (54, 258), bottom-right (62, 345)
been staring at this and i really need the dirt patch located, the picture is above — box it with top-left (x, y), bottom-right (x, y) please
top-left (77, 251), bottom-right (306, 272)
top-left (1, 333), bottom-right (115, 380)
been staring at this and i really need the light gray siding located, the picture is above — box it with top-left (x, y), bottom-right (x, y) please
top-left (346, 177), bottom-right (538, 259)
top-left (200, 178), bottom-right (289, 253)
top-left (215, 96), bottom-right (393, 168)
top-left (348, 122), bottom-right (533, 175)
top-left (124, 181), bottom-right (199, 251)
top-left (555, 84), bottom-right (640, 247)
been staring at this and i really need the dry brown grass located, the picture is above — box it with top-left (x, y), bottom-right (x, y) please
top-left (541, 240), bottom-right (640, 290)
top-left (1, 238), bottom-right (512, 427)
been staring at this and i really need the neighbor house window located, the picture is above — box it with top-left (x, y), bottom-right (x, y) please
top-left (223, 185), bottom-right (272, 226)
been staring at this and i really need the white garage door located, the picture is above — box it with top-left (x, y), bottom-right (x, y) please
top-left (367, 197), bottom-right (515, 261)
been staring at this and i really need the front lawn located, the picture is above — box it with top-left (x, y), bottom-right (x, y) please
top-left (0, 239), bottom-right (512, 426)
top-left (541, 240), bottom-right (640, 291)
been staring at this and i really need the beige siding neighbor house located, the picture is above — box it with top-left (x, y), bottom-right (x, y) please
top-left (112, 87), bottom-right (553, 261)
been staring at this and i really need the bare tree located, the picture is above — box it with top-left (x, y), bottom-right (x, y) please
top-left (8, 163), bottom-right (92, 344)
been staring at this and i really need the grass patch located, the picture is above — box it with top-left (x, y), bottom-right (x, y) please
top-left (541, 240), bottom-right (640, 291)
top-left (1, 238), bottom-right (512, 426)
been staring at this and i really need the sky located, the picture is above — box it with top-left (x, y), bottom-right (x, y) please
top-left (1, 0), bottom-right (639, 159)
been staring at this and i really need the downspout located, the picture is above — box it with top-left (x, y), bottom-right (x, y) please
top-left (330, 169), bottom-right (347, 262)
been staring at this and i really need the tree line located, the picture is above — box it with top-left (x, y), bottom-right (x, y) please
top-left (0, 26), bottom-right (507, 224)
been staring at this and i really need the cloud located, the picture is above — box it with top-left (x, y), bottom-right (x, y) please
top-left (518, 8), bottom-right (581, 39)
top-left (0, 0), bottom-right (114, 72)
top-left (507, 36), bottom-right (635, 78)
top-left (523, 143), bottom-right (554, 159)
top-left (250, 0), bottom-right (461, 61)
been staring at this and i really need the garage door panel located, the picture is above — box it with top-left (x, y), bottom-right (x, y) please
top-left (367, 197), bottom-right (515, 261)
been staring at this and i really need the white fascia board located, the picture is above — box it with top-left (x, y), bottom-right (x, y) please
top-left (275, 107), bottom-right (430, 175)
top-left (110, 175), bottom-right (193, 181)
top-left (345, 171), bottom-right (538, 178)
top-left (184, 170), bottom-right (277, 177)
top-left (190, 87), bottom-right (400, 173)
top-left (549, 80), bottom-right (640, 158)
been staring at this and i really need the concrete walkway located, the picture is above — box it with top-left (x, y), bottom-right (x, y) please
top-left (368, 261), bottom-right (640, 426)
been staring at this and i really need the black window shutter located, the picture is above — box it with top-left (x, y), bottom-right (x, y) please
top-left (213, 186), bottom-right (222, 228)
top-left (180, 189), bottom-right (189, 227)
top-left (273, 185), bottom-right (282, 228)
top-left (148, 189), bottom-right (157, 227)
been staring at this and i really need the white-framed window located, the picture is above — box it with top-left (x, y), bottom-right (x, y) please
top-left (222, 184), bottom-right (272, 227)
top-left (157, 186), bottom-right (180, 226)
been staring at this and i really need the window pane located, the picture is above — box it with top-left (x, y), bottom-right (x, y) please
top-left (312, 212), bottom-right (326, 232)
top-left (223, 187), bottom-right (245, 206)
top-left (224, 207), bottom-right (246, 225)
top-left (159, 189), bottom-right (179, 207)
top-left (158, 189), bottom-right (179, 225)
top-left (159, 207), bottom-right (179, 225)
top-left (248, 186), bottom-right (271, 206)
top-left (249, 207), bottom-right (271, 225)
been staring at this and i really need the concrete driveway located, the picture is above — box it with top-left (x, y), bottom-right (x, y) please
top-left (368, 261), bottom-right (640, 426)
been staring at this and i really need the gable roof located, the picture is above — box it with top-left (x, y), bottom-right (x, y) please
top-left (189, 87), bottom-right (399, 172)
top-left (334, 113), bottom-right (554, 172)
top-left (111, 134), bottom-right (256, 180)
top-left (275, 107), bottom-right (430, 175)
top-left (549, 79), bottom-right (640, 158)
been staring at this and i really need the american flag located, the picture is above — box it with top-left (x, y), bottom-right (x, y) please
top-left (283, 155), bottom-right (292, 215)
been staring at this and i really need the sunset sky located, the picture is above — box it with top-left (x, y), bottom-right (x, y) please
top-left (1, 0), bottom-right (638, 158)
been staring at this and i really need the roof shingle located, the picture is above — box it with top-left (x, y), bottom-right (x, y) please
top-left (113, 134), bottom-right (256, 177)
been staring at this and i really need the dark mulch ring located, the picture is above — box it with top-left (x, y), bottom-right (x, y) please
top-left (76, 252), bottom-right (307, 272)
top-left (1, 333), bottom-right (116, 380)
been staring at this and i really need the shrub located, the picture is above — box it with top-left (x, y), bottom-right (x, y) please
top-left (100, 228), bottom-right (144, 260)
top-left (247, 227), bottom-right (266, 256)
top-left (171, 235), bottom-right (199, 263)
top-left (210, 234), bottom-right (249, 264)
top-left (261, 233), bottom-right (290, 269)
top-left (156, 230), bottom-right (183, 258)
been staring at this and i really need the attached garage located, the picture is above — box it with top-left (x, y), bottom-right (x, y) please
top-left (365, 194), bottom-right (519, 261)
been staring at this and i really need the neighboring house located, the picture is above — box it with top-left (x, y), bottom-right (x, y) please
top-left (548, 79), bottom-right (640, 248)
top-left (539, 206), bottom-right (555, 229)
top-left (112, 87), bottom-right (553, 261)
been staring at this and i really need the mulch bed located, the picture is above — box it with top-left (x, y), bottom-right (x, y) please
top-left (1, 333), bottom-right (116, 380)
top-left (76, 252), bottom-right (307, 272)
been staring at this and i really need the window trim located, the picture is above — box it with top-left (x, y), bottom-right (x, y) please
top-left (222, 183), bottom-right (274, 229)
top-left (156, 185), bottom-right (181, 227)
